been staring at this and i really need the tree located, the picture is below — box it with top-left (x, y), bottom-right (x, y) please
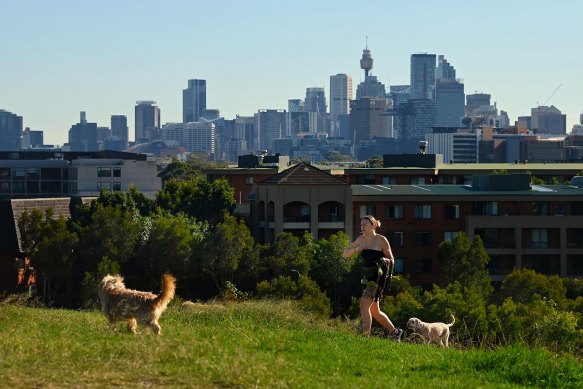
top-left (437, 232), bottom-right (493, 300)
top-left (134, 213), bottom-right (207, 292)
top-left (309, 232), bottom-right (354, 313)
top-left (201, 214), bottom-right (256, 292)
top-left (497, 268), bottom-right (567, 308)
top-left (259, 232), bottom-right (313, 281)
top-left (365, 155), bottom-right (383, 168)
top-left (158, 160), bottom-right (200, 183)
top-left (18, 209), bottom-right (78, 305)
top-left (156, 177), bottom-right (236, 225)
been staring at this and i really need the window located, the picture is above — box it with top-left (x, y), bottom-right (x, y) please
top-left (26, 181), bottom-right (39, 194)
top-left (0, 182), bottom-right (9, 193)
top-left (113, 167), bottom-right (121, 177)
top-left (386, 204), bottom-right (403, 219)
top-left (359, 205), bottom-right (376, 218)
top-left (413, 205), bottom-right (431, 219)
top-left (555, 203), bottom-right (565, 216)
top-left (444, 231), bottom-right (459, 241)
top-left (13, 182), bottom-right (24, 193)
top-left (97, 182), bottom-right (112, 190)
top-left (532, 202), bottom-right (549, 216)
top-left (444, 204), bottom-right (460, 219)
top-left (245, 176), bottom-right (253, 184)
top-left (26, 168), bottom-right (39, 179)
top-left (414, 232), bottom-right (432, 246)
top-left (41, 168), bottom-right (61, 179)
top-left (0, 168), bottom-right (9, 178)
top-left (387, 232), bottom-right (404, 248)
top-left (485, 202), bottom-right (499, 216)
top-left (300, 205), bottom-right (310, 221)
top-left (410, 177), bottom-right (426, 185)
top-left (382, 176), bottom-right (397, 185)
top-left (12, 168), bottom-right (25, 180)
top-left (394, 258), bottom-right (404, 273)
top-left (330, 205), bottom-right (339, 218)
top-left (97, 167), bottom-right (112, 177)
top-left (532, 228), bottom-right (549, 248)
top-left (113, 182), bottom-right (122, 191)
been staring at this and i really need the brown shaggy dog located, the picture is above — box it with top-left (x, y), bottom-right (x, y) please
top-left (98, 273), bottom-right (176, 335)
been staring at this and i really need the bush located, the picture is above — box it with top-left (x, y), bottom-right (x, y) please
top-left (256, 275), bottom-right (332, 318)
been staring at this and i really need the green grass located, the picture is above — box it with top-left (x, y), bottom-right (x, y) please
top-left (0, 300), bottom-right (581, 388)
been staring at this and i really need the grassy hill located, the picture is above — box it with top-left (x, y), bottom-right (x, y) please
top-left (0, 300), bottom-right (581, 388)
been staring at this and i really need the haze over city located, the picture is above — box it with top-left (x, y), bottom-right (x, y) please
top-left (2, 0), bottom-right (582, 146)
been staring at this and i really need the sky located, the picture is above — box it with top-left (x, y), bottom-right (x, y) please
top-left (2, 0), bottom-right (582, 146)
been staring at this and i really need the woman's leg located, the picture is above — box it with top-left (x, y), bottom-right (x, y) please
top-left (370, 300), bottom-right (396, 332)
top-left (360, 296), bottom-right (373, 335)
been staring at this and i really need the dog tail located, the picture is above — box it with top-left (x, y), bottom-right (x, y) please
top-left (448, 314), bottom-right (455, 326)
top-left (153, 273), bottom-right (176, 310)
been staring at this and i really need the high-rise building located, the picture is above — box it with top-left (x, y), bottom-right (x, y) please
top-left (183, 79), bottom-right (206, 123)
top-left (330, 74), bottom-right (352, 137)
top-left (304, 87), bottom-right (327, 115)
top-left (391, 99), bottom-right (436, 152)
top-left (257, 109), bottom-right (286, 152)
top-left (161, 122), bottom-right (215, 154)
top-left (531, 106), bottom-right (567, 134)
top-left (68, 111), bottom-right (99, 151)
top-left (21, 128), bottom-right (43, 149)
top-left (466, 93), bottom-right (491, 116)
top-left (435, 55), bottom-right (456, 81)
top-left (0, 109), bottom-right (23, 151)
top-left (410, 53), bottom-right (436, 100)
top-left (111, 115), bottom-right (128, 149)
top-left (349, 98), bottom-right (391, 143)
top-left (135, 101), bottom-right (160, 144)
top-left (435, 80), bottom-right (465, 128)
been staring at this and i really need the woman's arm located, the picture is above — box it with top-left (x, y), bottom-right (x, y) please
top-left (342, 237), bottom-right (363, 258)
top-left (381, 236), bottom-right (395, 266)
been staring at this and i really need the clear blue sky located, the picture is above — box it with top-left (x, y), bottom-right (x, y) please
top-left (2, 0), bottom-right (582, 145)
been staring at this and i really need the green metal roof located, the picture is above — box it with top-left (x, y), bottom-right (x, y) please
top-left (351, 184), bottom-right (583, 197)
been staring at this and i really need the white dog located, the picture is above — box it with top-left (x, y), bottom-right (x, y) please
top-left (406, 314), bottom-right (455, 347)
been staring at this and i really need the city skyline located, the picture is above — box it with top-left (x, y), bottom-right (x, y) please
top-left (2, 0), bottom-right (582, 146)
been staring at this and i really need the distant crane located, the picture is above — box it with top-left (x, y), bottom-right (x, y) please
top-left (537, 83), bottom-right (563, 109)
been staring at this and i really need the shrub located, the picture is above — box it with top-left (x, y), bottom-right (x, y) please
top-left (256, 275), bottom-right (332, 318)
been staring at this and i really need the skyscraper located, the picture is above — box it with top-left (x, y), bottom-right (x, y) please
top-left (135, 101), bottom-right (160, 144)
top-left (349, 98), bottom-right (391, 143)
top-left (257, 109), bottom-right (286, 151)
top-left (330, 74), bottom-right (352, 137)
top-left (410, 53), bottom-right (436, 100)
top-left (531, 106), bottom-right (567, 134)
top-left (304, 87), bottom-right (327, 115)
top-left (111, 115), bottom-right (128, 149)
top-left (68, 111), bottom-right (99, 151)
top-left (183, 79), bottom-right (206, 123)
top-left (434, 56), bottom-right (464, 127)
top-left (0, 109), bottom-right (23, 151)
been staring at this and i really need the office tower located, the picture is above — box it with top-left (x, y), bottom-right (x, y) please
top-left (161, 122), bottom-right (215, 153)
top-left (466, 93), bottom-right (491, 116)
top-left (349, 98), bottom-right (391, 143)
top-left (356, 47), bottom-right (386, 99)
top-left (21, 128), bottom-right (43, 149)
top-left (257, 109), bottom-right (286, 151)
top-left (183, 79), bottom-right (206, 123)
top-left (531, 106), bottom-right (567, 134)
top-left (234, 115), bottom-right (256, 154)
top-left (288, 99), bottom-right (305, 112)
top-left (68, 111), bottom-right (99, 151)
top-left (111, 115), bottom-right (128, 149)
top-left (435, 55), bottom-right (456, 81)
top-left (304, 87), bottom-right (327, 115)
top-left (0, 109), bottom-right (23, 151)
top-left (135, 101), bottom-right (160, 144)
top-left (410, 53), bottom-right (436, 100)
top-left (580, 112), bottom-right (583, 125)
top-left (391, 99), bottom-right (436, 152)
top-left (435, 80), bottom-right (465, 127)
top-left (330, 74), bottom-right (353, 137)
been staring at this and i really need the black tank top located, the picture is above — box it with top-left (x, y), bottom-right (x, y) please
top-left (361, 249), bottom-right (388, 289)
